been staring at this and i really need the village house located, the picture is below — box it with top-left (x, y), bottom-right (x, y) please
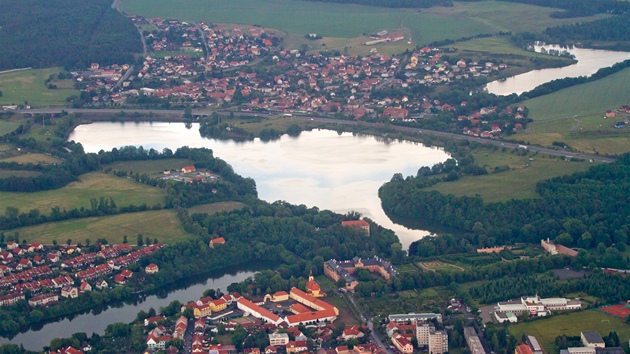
top-left (341, 220), bottom-right (370, 235)
top-left (210, 237), bottom-right (226, 248)
top-left (145, 263), bottom-right (159, 274)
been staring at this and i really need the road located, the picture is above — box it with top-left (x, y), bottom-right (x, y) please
top-left (16, 108), bottom-right (616, 163)
top-left (341, 291), bottom-right (394, 354)
top-left (194, 23), bottom-right (210, 60)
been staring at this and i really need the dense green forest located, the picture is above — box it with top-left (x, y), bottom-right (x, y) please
top-left (544, 15), bottom-right (630, 42)
top-left (0, 0), bottom-right (141, 70)
top-left (380, 153), bottom-right (630, 265)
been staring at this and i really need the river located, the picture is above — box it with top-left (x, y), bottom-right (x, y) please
top-left (486, 44), bottom-right (630, 96)
top-left (0, 267), bottom-right (257, 350)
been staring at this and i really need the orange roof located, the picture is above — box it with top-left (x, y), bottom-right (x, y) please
top-left (516, 344), bottom-right (534, 354)
top-left (341, 220), bottom-right (369, 227)
top-left (274, 291), bottom-right (289, 297)
top-left (290, 303), bottom-right (312, 314)
top-left (290, 287), bottom-right (335, 312)
top-left (211, 237), bottom-right (226, 244)
top-left (306, 278), bottom-right (320, 292)
top-left (237, 298), bottom-right (281, 322)
top-left (286, 308), bottom-right (337, 325)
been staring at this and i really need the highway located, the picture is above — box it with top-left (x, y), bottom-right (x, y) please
top-left (15, 108), bottom-right (616, 163)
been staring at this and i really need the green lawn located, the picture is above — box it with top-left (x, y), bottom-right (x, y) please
top-left (122, 0), bottom-right (605, 51)
top-left (449, 37), bottom-right (561, 58)
top-left (427, 153), bottom-right (596, 202)
top-left (0, 153), bottom-right (61, 164)
top-left (105, 159), bottom-right (195, 175)
top-left (6, 209), bottom-right (194, 245)
top-left (0, 120), bottom-right (22, 135)
top-left (0, 172), bottom-right (165, 215)
top-left (423, 1), bottom-right (608, 33)
top-left (518, 67), bottom-right (630, 155)
top-left (508, 310), bottom-right (630, 354)
top-left (0, 68), bottom-right (78, 107)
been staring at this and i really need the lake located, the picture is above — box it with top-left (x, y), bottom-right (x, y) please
top-left (0, 122), bottom-right (448, 350)
top-left (486, 44), bottom-right (630, 96)
top-left (67, 122), bottom-right (450, 249)
top-left (0, 267), bottom-right (257, 351)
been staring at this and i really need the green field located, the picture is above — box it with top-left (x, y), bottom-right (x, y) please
top-left (188, 201), bottom-right (245, 214)
top-left (518, 67), bottom-right (630, 155)
top-left (122, 0), bottom-right (604, 51)
top-left (6, 209), bottom-right (194, 245)
top-left (0, 68), bottom-right (78, 107)
top-left (0, 120), bottom-right (22, 135)
top-left (508, 310), bottom-right (630, 354)
top-left (105, 158), bottom-right (195, 175)
top-left (0, 153), bottom-right (61, 164)
top-left (0, 172), bottom-right (164, 215)
top-left (427, 152), bottom-right (596, 202)
top-left (449, 37), bottom-right (561, 58)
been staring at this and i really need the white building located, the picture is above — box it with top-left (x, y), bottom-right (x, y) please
top-left (269, 333), bottom-right (290, 346)
top-left (496, 295), bottom-right (581, 316)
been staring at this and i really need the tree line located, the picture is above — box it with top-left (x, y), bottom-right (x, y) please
top-left (380, 152), bottom-right (630, 268)
top-left (543, 15), bottom-right (630, 42)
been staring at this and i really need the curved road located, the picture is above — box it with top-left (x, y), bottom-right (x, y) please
top-left (17, 108), bottom-right (616, 163)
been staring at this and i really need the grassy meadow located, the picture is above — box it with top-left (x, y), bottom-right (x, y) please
top-left (0, 172), bottom-right (164, 214)
top-left (122, 0), bottom-right (605, 52)
top-left (518, 67), bottom-right (630, 155)
top-left (0, 153), bottom-right (61, 164)
top-left (0, 120), bottom-right (22, 135)
top-left (7, 209), bottom-right (194, 245)
top-left (427, 151), bottom-right (596, 202)
top-left (508, 310), bottom-right (630, 354)
top-left (0, 68), bottom-right (78, 107)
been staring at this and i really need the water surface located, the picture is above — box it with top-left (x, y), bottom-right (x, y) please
top-left (486, 45), bottom-right (630, 96)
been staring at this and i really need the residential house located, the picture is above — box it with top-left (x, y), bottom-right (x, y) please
top-left (61, 286), bottom-right (79, 298)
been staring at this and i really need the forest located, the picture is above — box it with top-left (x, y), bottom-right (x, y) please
top-left (380, 153), bottom-right (630, 268)
top-left (0, 0), bottom-right (141, 70)
top-left (544, 15), bottom-right (630, 42)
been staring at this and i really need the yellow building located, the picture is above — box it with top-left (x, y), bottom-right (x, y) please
top-left (210, 298), bottom-right (227, 312)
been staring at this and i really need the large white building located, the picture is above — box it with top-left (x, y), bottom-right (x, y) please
top-left (496, 295), bottom-right (581, 316)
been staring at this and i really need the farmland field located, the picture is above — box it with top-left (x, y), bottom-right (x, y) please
top-left (0, 153), bottom-right (61, 164)
top-left (508, 310), bottom-right (630, 354)
top-left (0, 120), bottom-right (22, 135)
top-left (122, 0), bottom-right (604, 51)
top-left (518, 67), bottom-right (630, 155)
top-left (0, 68), bottom-right (78, 107)
top-left (0, 172), bottom-right (164, 214)
top-left (6, 209), bottom-right (194, 245)
top-left (427, 153), bottom-right (596, 202)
